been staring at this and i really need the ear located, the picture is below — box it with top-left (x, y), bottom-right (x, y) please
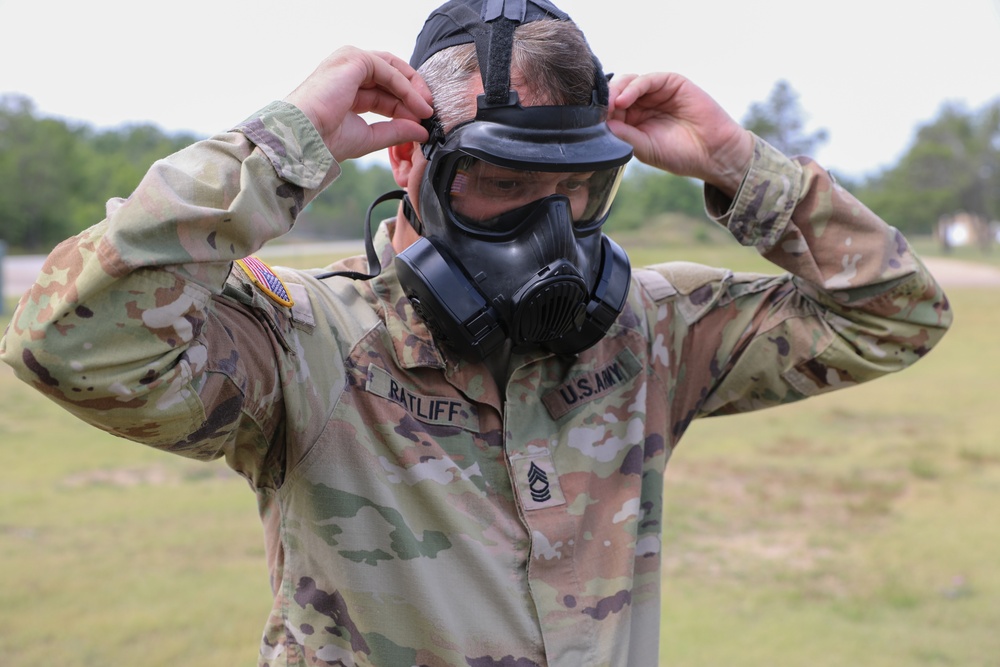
top-left (389, 141), bottom-right (420, 188)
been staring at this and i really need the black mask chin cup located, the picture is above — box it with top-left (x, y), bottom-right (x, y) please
top-left (509, 258), bottom-right (588, 345)
top-left (394, 224), bottom-right (631, 360)
top-left (543, 233), bottom-right (631, 355)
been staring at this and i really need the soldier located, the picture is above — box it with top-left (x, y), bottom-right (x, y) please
top-left (0, 0), bottom-right (951, 665)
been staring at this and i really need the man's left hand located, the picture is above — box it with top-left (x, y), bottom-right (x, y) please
top-left (608, 72), bottom-right (754, 196)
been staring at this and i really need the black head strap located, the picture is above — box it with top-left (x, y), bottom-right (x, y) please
top-left (479, 0), bottom-right (522, 104)
top-left (412, 0), bottom-right (610, 113)
top-left (410, 0), bottom-right (568, 71)
top-left (313, 191), bottom-right (406, 281)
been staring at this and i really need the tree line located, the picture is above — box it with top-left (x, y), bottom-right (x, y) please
top-left (1, 84), bottom-right (998, 252)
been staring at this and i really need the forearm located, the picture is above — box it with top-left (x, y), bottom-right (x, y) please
top-left (685, 136), bottom-right (951, 416)
top-left (0, 103), bottom-right (337, 450)
top-left (709, 136), bottom-right (948, 325)
top-left (104, 101), bottom-right (336, 284)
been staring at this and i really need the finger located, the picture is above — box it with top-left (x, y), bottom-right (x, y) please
top-left (373, 51), bottom-right (435, 108)
top-left (615, 73), bottom-right (682, 112)
top-left (353, 88), bottom-right (426, 122)
top-left (365, 118), bottom-right (430, 152)
top-left (331, 117), bottom-right (429, 162)
top-left (606, 118), bottom-right (645, 150)
top-left (368, 52), bottom-right (435, 119)
top-left (607, 73), bottom-right (638, 115)
top-left (608, 73), bottom-right (638, 100)
top-left (609, 73), bottom-right (655, 111)
top-left (333, 119), bottom-right (427, 161)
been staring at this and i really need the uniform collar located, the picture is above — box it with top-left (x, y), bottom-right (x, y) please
top-left (365, 220), bottom-right (447, 371)
top-left (361, 221), bottom-right (557, 410)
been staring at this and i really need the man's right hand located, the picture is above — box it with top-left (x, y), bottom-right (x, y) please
top-left (284, 47), bottom-right (434, 163)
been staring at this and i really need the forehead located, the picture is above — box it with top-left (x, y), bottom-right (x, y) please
top-left (444, 71), bottom-right (547, 130)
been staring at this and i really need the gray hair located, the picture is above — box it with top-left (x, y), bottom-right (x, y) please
top-left (417, 19), bottom-right (599, 131)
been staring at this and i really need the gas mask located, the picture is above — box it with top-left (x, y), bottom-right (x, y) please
top-left (322, 0), bottom-right (635, 360)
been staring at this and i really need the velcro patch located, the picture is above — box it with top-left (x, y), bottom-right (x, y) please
top-left (236, 256), bottom-right (294, 307)
top-left (509, 450), bottom-right (566, 511)
top-left (366, 365), bottom-right (479, 432)
top-left (542, 349), bottom-right (642, 420)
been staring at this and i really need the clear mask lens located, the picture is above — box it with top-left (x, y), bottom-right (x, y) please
top-left (446, 156), bottom-right (625, 234)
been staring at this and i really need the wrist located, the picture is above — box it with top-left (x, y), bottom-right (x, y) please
top-left (709, 135), bottom-right (805, 252)
top-left (234, 101), bottom-right (336, 191)
top-left (705, 129), bottom-right (754, 198)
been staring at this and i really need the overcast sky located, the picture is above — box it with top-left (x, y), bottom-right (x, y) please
top-left (2, 0), bottom-right (998, 179)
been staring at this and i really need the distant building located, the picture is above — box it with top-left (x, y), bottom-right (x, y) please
top-left (936, 211), bottom-right (995, 253)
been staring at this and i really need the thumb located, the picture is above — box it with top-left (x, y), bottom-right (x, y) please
top-left (370, 119), bottom-right (430, 151)
top-left (607, 119), bottom-right (649, 156)
top-left (334, 119), bottom-right (429, 162)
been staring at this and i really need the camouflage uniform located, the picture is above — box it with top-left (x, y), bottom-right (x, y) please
top-left (0, 101), bottom-right (951, 666)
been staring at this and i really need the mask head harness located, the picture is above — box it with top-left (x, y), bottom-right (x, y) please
top-left (325, 0), bottom-right (634, 361)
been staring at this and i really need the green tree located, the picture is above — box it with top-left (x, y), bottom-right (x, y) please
top-left (0, 95), bottom-right (199, 250)
top-left (0, 96), bottom-right (88, 249)
top-left (298, 160), bottom-right (400, 238)
top-left (606, 164), bottom-right (706, 232)
top-left (742, 80), bottom-right (828, 156)
top-left (856, 100), bottom-right (1000, 234)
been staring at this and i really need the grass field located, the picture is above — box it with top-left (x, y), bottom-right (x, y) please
top-left (1, 240), bottom-right (997, 666)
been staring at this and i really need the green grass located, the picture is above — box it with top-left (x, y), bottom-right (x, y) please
top-left (0, 318), bottom-right (270, 664)
top-left (911, 236), bottom-right (1000, 268)
top-left (658, 285), bottom-right (1000, 666)
top-left (1, 243), bottom-right (998, 666)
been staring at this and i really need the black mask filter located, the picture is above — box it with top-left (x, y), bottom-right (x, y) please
top-left (395, 0), bottom-right (635, 360)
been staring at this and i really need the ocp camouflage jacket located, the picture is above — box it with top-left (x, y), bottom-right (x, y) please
top-left (0, 101), bottom-right (951, 666)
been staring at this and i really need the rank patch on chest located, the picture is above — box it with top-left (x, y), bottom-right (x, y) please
top-left (509, 450), bottom-right (566, 511)
top-left (236, 256), bottom-right (294, 307)
top-left (366, 365), bottom-right (479, 431)
top-left (542, 349), bottom-right (643, 420)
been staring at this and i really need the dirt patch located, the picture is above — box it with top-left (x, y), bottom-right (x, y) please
top-left (60, 464), bottom-right (235, 488)
top-left (922, 257), bottom-right (1000, 287)
top-left (661, 459), bottom-right (909, 594)
top-left (5, 254), bottom-right (997, 299)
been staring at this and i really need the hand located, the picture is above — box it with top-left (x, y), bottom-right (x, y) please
top-left (608, 73), bottom-right (754, 196)
top-left (284, 47), bottom-right (434, 163)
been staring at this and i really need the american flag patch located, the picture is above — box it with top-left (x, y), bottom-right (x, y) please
top-left (235, 256), bottom-right (294, 307)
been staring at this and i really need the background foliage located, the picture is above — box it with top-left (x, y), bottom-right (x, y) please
top-left (1, 82), bottom-right (998, 251)
top-left (741, 79), bottom-right (829, 157)
top-left (855, 101), bottom-right (1000, 233)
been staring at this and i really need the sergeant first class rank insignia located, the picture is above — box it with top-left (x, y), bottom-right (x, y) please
top-left (236, 256), bottom-right (294, 307)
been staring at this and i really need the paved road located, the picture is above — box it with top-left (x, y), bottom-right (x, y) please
top-left (4, 247), bottom-right (1000, 302)
top-left (4, 254), bottom-right (48, 301)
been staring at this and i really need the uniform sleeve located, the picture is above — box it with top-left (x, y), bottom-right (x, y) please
top-left (641, 135), bottom-right (952, 430)
top-left (0, 101), bottom-right (340, 488)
